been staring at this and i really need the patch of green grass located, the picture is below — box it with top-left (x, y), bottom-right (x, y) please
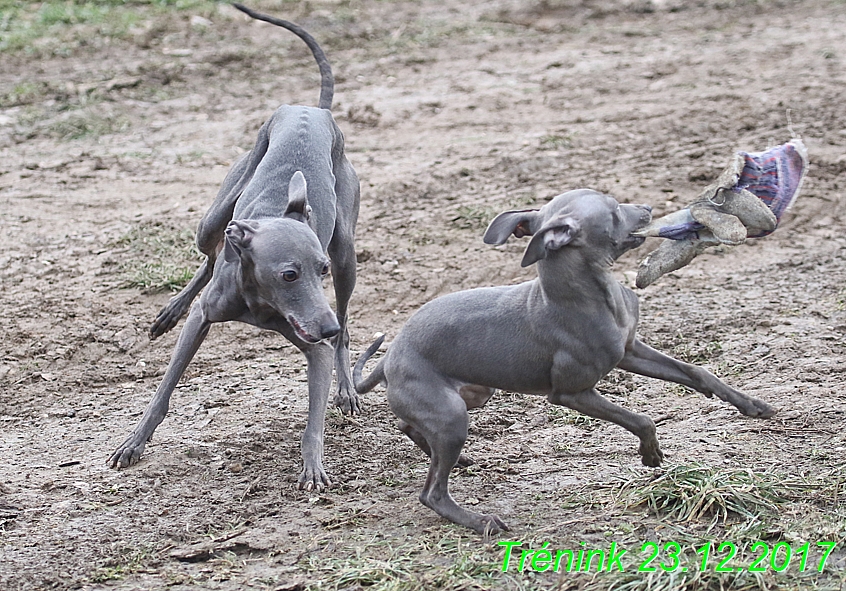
top-left (547, 406), bottom-right (603, 430)
top-left (589, 465), bottom-right (846, 590)
top-left (557, 483), bottom-right (612, 511)
top-left (115, 221), bottom-right (203, 293)
top-left (615, 465), bottom-right (781, 524)
top-left (612, 464), bottom-right (839, 529)
top-left (1, 1), bottom-right (134, 53)
top-left (451, 204), bottom-right (500, 230)
top-left (301, 537), bottom-right (414, 591)
top-left (586, 467), bottom-right (845, 591)
top-left (593, 566), bottom-right (789, 591)
top-left (671, 339), bottom-right (723, 365)
top-left (89, 543), bottom-right (157, 583)
top-left (0, 0), bottom-right (217, 55)
top-left (37, 2), bottom-right (112, 26)
top-left (123, 260), bottom-right (198, 293)
top-left (451, 195), bottom-right (537, 231)
top-left (0, 80), bottom-right (46, 107)
top-left (301, 535), bottom-right (532, 591)
top-left (589, 534), bottom-right (845, 591)
top-left (538, 133), bottom-right (573, 150)
top-left (46, 110), bottom-right (129, 139)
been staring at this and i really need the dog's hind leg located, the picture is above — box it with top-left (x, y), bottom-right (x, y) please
top-left (150, 259), bottom-right (213, 339)
top-left (110, 302), bottom-right (212, 467)
top-left (327, 232), bottom-right (357, 414)
top-left (548, 388), bottom-right (663, 467)
top-left (398, 385), bottom-right (492, 468)
top-left (149, 162), bottom-right (245, 338)
top-left (150, 128), bottom-right (271, 339)
top-left (327, 164), bottom-right (360, 414)
top-left (618, 338), bottom-right (777, 418)
top-left (390, 380), bottom-right (508, 534)
top-left (398, 419), bottom-right (475, 468)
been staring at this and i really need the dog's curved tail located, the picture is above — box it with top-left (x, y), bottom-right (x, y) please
top-left (233, 3), bottom-right (334, 110)
top-left (353, 333), bottom-right (386, 394)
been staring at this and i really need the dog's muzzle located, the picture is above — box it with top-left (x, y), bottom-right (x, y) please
top-left (625, 205), bottom-right (653, 247)
top-left (288, 315), bottom-right (332, 344)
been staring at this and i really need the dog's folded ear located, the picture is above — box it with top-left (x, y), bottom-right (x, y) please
top-left (483, 209), bottom-right (540, 245)
top-left (285, 170), bottom-right (312, 221)
top-left (521, 215), bottom-right (581, 267)
top-left (223, 220), bottom-right (258, 263)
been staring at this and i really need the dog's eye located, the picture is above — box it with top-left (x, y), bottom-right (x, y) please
top-left (282, 270), bottom-right (299, 282)
top-left (321, 262), bottom-right (330, 276)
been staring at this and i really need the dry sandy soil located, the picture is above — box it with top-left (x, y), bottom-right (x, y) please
top-left (1, 0), bottom-right (846, 589)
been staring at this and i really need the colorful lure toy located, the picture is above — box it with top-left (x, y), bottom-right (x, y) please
top-left (635, 139), bottom-right (808, 288)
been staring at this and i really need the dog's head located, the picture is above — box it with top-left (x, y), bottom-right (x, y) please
top-left (483, 189), bottom-right (652, 267)
top-left (223, 172), bottom-right (339, 344)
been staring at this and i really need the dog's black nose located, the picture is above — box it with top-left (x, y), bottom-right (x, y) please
top-left (320, 323), bottom-right (341, 340)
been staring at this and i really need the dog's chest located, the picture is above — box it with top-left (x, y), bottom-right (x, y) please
top-left (546, 318), bottom-right (627, 393)
top-left (542, 306), bottom-right (634, 393)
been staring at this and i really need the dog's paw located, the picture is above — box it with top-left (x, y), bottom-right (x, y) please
top-left (150, 296), bottom-right (191, 339)
top-left (741, 398), bottom-right (778, 419)
top-left (474, 513), bottom-right (510, 536)
top-left (455, 453), bottom-right (475, 468)
top-left (639, 439), bottom-right (664, 468)
top-left (334, 385), bottom-right (361, 416)
top-left (298, 462), bottom-right (331, 492)
top-left (108, 435), bottom-right (147, 469)
top-left (150, 307), bottom-right (179, 339)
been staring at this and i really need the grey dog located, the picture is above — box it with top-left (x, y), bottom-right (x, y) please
top-left (354, 189), bottom-right (776, 534)
top-left (109, 4), bottom-right (360, 492)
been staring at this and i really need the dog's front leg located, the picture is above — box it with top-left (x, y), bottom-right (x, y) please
top-left (618, 338), bottom-right (777, 418)
top-left (109, 303), bottom-right (212, 468)
top-left (299, 340), bottom-right (335, 491)
top-left (548, 388), bottom-right (663, 467)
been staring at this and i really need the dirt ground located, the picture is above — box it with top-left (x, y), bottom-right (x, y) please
top-left (2, 0), bottom-right (846, 589)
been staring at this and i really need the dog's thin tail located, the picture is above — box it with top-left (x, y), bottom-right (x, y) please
top-left (353, 333), bottom-right (386, 394)
top-left (233, 3), bottom-right (334, 110)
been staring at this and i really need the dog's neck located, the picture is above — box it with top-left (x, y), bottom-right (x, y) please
top-left (535, 251), bottom-right (621, 304)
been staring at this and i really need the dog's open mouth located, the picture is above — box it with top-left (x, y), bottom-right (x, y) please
top-left (626, 208), bottom-right (653, 246)
top-left (624, 233), bottom-right (647, 250)
top-left (288, 316), bottom-right (320, 344)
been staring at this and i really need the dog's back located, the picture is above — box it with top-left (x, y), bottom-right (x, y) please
top-left (233, 105), bottom-right (344, 248)
top-left (384, 279), bottom-right (632, 397)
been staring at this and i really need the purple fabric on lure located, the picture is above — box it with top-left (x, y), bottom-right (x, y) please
top-left (659, 141), bottom-right (806, 241)
top-left (738, 141), bottom-right (806, 237)
top-left (657, 222), bottom-right (703, 240)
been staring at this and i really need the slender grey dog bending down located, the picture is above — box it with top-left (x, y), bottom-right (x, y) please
top-left (108, 4), bottom-right (360, 492)
top-left (354, 189), bottom-right (776, 534)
